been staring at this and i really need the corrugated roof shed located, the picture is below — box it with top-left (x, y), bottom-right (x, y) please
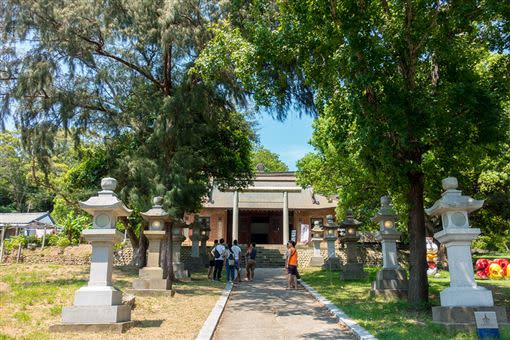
top-left (0, 212), bottom-right (55, 226)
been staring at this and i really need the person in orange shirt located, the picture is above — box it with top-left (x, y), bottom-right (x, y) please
top-left (285, 241), bottom-right (298, 289)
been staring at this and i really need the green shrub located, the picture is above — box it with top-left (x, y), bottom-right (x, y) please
top-left (25, 235), bottom-right (41, 247)
top-left (46, 234), bottom-right (59, 246)
top-left (3, 235), bottom-right (27, 252)
top-left (60, 211), bottom-right (90, 244)
top-left (55, 235), bottom-right (71, 248)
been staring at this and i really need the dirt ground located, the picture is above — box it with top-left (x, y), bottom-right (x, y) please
top-left (0, 264), bottom-right (222, 340)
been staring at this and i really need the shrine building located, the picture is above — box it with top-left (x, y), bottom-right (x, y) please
top-left (199, 171), bottom-right (337, 245)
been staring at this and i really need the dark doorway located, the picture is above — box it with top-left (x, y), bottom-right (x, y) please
top-left (227, 210), bottom-right (293, 245)
top-left (250, 215), bottom-right (270, 244)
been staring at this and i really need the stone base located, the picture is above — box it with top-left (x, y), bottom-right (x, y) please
top-left (322, 257), bottom-right (342, 271)
top-left (440, 286), bottom-right (494, 307)
top-left (62, 304), bottom-right (131, 324)
top-left (50, 321), bottom-right (134, 333)
top-left (309, 256), bottom-right (325, 267)
top-left (432, 306), bottom-right (508, 330)
top-left (340, 263), bottom-right (367, 280)
top-left (74, 286), bottom-right (123, 306)
top-left (173, 262), bottom-right (190, 281)
top-left (187, 256), bottom-right (206, 272)
top-left (370, 288), bottom-right (408, 299)
top-left (371, 269), bottom-right (408, 298)
top-left (125, 288), bottom-right (175, 297)
top-left (132, 278), bottom-right (166, 290)
top-left (133, 267), bottom-right (166, 289)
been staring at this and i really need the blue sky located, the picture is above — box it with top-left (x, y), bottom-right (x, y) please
top-left (254, 111), bottom-right (315, 171)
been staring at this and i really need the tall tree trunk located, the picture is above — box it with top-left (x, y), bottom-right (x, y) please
top-left (161, 227), bottom-right (169, 279)
top-left (121, 217), bottom-right (139, 250)
top-left (166, 221), bottom-right (174, 291)
top-left (135, 224), bottom-right (148, 268)
top-left (406, 170), bottom-right (429, 305)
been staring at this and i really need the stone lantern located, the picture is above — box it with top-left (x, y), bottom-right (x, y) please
top-left (187, 214), bottom-right (205, 271)
top-left (59, 178), bottom-right (133, 328)
top-left (371, 196), bottom-right (408, 298)
top-left (132, 196), bottom-right (171, 292)
top-left (172, 219), bottom-right (189, 280)
top-left (199, 218), bottom-right (211, 266)
top-left (309, 220), bottom-right (324, 267)
top-left (323, 215), bottom-right (341, 270)
top-left (339, 209), bottom-right (366, 280)
top-left (426, 177), bottom-right (507, 327)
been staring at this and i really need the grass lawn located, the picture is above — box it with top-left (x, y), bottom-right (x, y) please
top-left (0, 264), bottom-right (223, 340)
top-left (301, 267), bottom-right (510, 340)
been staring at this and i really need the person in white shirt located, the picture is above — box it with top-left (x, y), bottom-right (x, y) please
top-left (231, 240), bottom-right (242, 283)
top-left (211, 238), bottom-right (226, 281)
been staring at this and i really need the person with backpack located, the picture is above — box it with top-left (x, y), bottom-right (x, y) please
top-left (211, 238), bottom-right (226, 281)
top-left (225, 244), bottom-right (236, 284)
top-left (231, 240), bottom-right (242, 283)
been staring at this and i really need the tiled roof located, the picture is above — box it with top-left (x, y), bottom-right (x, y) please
top-left (205, 172), bottom-right (337, 210)
top-left (0, 212), bottom-right (54, 226)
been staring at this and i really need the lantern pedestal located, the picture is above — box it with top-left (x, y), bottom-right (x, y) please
top-left (370, 269), bottom-right (408, 299)
top-left (172, 234), bottom-right (189, 280)
top-left (61, 229), bottom-right (131, 324)
top-left (200, 240), bottom-right (209, 267)
top-left (434, 228), bottom-right (493, 307)
top-left (323, 236), bottom-right (341, 271)
top-left (371, 229), bottom-right (408, 298)
top-left (132, 231), bottom-right (166, 290)
top-left (187, 232), bottom-right (205, 272)
top-left (309, 238), bottom-right (324, 267)
top-left (425, 177), bottom-right (508, 329)
top-left (340, 235), bottom-right (366, 280)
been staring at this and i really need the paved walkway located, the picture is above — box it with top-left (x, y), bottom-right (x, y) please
top-left (213, 268), bottom-right (354, 339)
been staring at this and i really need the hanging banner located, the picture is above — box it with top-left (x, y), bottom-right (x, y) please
top-left (300, 224), bottom-right (310, 244)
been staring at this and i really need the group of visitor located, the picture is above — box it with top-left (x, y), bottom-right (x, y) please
top-left (208, 238), bottom-right (299, 289)
top-left (208, 239), bottom-right (257, 283)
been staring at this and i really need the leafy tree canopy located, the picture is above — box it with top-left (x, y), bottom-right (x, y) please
top-left (0, 0), bottom-right (255, 220)
top-left (195, 0), bottom-right (510, 304)
top-left (252, 145), bottom-right (288, 172)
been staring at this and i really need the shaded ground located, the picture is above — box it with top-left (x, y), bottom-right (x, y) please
top-left (0, 264), bottom-right (222, 339)
top-left (213, 268), bottom-right (353, 340)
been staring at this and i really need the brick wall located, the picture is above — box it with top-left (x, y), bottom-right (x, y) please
top-left (293, 208), bottom-right (336, 243)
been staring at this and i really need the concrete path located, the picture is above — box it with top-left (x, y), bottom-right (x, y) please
top-left (213, 268), bottom-right (354, 340)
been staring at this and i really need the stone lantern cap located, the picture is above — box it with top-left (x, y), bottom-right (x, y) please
top-left (324, 214), bottom-right (337, 228)
top-left (79, 177), bottom-right (132, 217)
top-left (311, 220), bottom-right (324, 232)
top-left (341, 209), bottom-right (362, 227)
top-left (425, 177), bottom-right (484, 216)
top-left (323, 214), bottom-right (338, 240)
top-left (141, 197), bottom-right (172, 222)
top-left (371, 196), bottom-right (397, 223)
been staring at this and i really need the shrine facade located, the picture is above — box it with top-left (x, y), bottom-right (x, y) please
top-left (199, 172), bottom-right (337, 245)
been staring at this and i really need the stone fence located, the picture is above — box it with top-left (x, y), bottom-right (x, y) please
top-left (1, 243), bottom-right (409, 269)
